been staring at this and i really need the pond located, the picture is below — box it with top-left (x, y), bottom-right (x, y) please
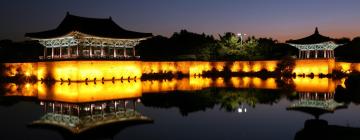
top-left (0, 77), bottom-right (360, 140)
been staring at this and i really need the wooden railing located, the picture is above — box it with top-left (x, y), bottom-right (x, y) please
top-left (39, 55), bottom-right (140, 60)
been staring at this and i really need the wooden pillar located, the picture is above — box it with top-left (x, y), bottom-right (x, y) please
top-left (68, 46), bottom-right (71, 58)
top-left (60, 104), bottom-right (63, 114)
top-left (323, 50), bottom-right (326, 58)
top-left (114, 101), bottom-right (117, 111)
top-left (133, 47), bottom-right (136, 56)
top-left (76, 45), bottom-right (79, 57)
top-left (114, 47), bottom-right (117, 58)
top-left (107, 46), bottom-right (110, 57)
top-left (315, 50), bottom-right (318, 58)
top-left (298, 51), bottom-right (301, 59)
top-left (332, 50), bottom-right (335, 58)
top-left (52, 103), bottom-right (55, 113)
top-left (301, 51), bottom-right (304, 59)
top-left (43, 47), bottom-right (47, 59)
top-left (303, 51), bottom-right (306, 59)
top-left (59, 47), bottom-right (62, 58)
top-left (90, 46), bottom-right (93, 58)
top-left (44, 102), bottom-right (47, 113)
top-left (306, 51), bottom-right (310, 58)
top-left (101, 46), bottom-right (104, 57)
top-left (302, 51), bottom-right (305, 59)
top-left (302, 51), bottom-right (304, 59)
top-left (51, 47), bottom-right (54, 59)
top-left (123, 47), bottom-right (127, 58)
top-left (327, 50), bottom-right (329, 58)
top-left (325, 50), bottom-right (327, 58)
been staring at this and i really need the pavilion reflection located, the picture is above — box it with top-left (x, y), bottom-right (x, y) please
top-left (30, 98), bottom-right (152, 134)
top-left (288, 77), bottom-right (346, 118)
top-left (286, 78), bottom-right (358, 139)
top-left (289, 91), bottom-right (360, 140)
top-left (287, 91), bottom-right (345, 119)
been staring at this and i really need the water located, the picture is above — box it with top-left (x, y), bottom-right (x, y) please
top-left (0, 77), bottom-right (359, 140)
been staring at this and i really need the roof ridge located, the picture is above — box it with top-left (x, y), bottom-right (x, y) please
top-left (66, 13), bottom-right (112, 21)
top-left (25, 13), bottom-right (152, 39)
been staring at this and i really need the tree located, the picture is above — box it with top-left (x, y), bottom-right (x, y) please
top-left (218, 33), bottom-right (262, 60)
top-left (275, 56), bottom-right (296, 75)
top-left (335, 37), bottom-right (360, 61)
top-left (138, 30), bottom-right (218, 60)
top-left (242, 36), bottom-right (260, 60)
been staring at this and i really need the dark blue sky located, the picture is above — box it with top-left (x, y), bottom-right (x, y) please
top-left (1, 0), bottom-right (360, 42)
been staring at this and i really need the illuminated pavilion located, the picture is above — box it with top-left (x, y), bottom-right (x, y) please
top-left (287, 27), bottom-right (342, 59)
top-left (25, 12), bottom-right (152, 60)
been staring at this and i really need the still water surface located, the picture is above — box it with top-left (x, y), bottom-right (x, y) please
top-left (1, 77), bottom-right (360, 140)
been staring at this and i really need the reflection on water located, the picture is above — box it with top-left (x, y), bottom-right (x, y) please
top-left (31, 99), bottom-right (152, 134)
top-left (288, 91), bottom-right (345, 119)
top-left (2, 77), bottom-right (344, 103)
top-left (1, 76), bottom-right (360, 140)
top-left (293, 77), bottom-right (341, 93)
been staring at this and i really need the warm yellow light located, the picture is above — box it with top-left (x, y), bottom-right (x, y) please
top-left (25, 72), bottom-right (30, 77)
top-left (252, 63), bottom-right (261, 72)
top-left (3, 83), bottom-right (37, 97)
top-left (292, 59), bottom-right (334, 75)
top-left (4, 59), bottom-right (359, 82)
top-left (37, 81), bottom-right (142, 103)
top-left (37, 61), bottom-right (142, 81)
top-left (293, 77), bottom-right (336, 93)
top-left (25, 83), bottom-right (30, 89)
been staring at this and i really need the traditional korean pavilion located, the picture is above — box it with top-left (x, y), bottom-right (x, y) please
top-left (287, 27), bottom-right (341, 59)
top-left (25, 12), bottom-right (152, 60)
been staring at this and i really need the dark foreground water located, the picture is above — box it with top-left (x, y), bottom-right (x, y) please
top-left (1, 77), bottom-right (360, 140)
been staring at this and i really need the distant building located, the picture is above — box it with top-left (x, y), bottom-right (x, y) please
top-left (287, 27), bottom-right (341, 59)
top-left (25, 12), bottom-right (152, 60)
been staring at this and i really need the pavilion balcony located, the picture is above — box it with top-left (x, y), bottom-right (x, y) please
top-left (39, 55), bottom-right (141, 60)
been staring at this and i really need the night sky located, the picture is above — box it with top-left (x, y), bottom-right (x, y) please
top-left (1, 0), bottom-right (360, 42)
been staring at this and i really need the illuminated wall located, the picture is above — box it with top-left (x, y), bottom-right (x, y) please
top-left (37, 61), bottom-right (142, 81)
top-left (3, 59), bottom-right (360, 81)
top-left (231, 61), bottom-right (278, 73)
top-left (141, 61), bottom-right (277, 75)
top-left (292, 59), bottom-right (335, 75)
top-left (141, 61), bottom-right (214, 75)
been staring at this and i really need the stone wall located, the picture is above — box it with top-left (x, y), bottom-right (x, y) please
top-left (2, 59), bottom-right (360, 81)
